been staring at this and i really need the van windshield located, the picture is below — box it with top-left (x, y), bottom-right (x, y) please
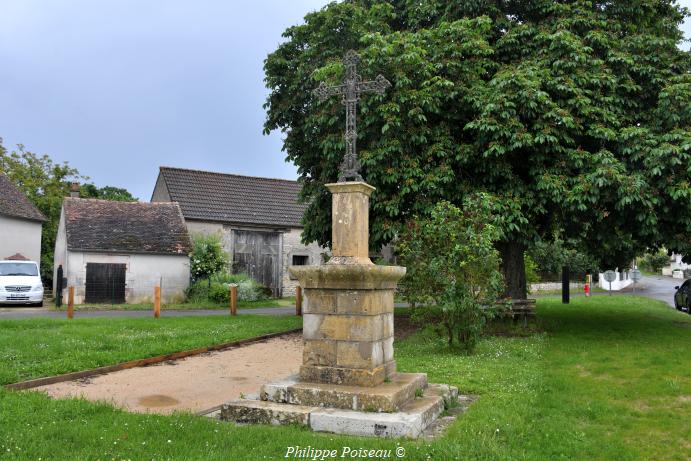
top-left (0, 263), bottom-right (38, 276)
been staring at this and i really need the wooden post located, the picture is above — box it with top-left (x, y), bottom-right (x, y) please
top-left (230, 284), bottom-right (238, 316)
top-left (154, 286), bottom-right (161, 318)
top-left (67, 287), bottom-right (74, 320)
top-left (296, 286), bottom-right (302, 316)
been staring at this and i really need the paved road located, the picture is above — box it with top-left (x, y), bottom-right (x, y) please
top-left (0, 278), bottom-right (682, 320)
top-left (630, 274), bottom-right (683, 307)
top-left (533, 274), bottom-right (681, 307)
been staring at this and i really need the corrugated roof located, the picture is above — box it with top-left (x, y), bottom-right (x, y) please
top-left (157, 167), bottom-right (306, 228)
top-left (0, 173), bottom-right (46, 222)
top-left (64, 198), bottom-right (191, 255)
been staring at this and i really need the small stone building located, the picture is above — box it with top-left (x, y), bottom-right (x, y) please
top-left (53, 198), bottom-right (191, 304)
top-left (151, 167), bottom-right (324, 297)
top-left (0, 172), bottom-right (45, 264)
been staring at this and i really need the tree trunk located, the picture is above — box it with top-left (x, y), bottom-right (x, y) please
top-left (498, 240), bottom-right (527, 300)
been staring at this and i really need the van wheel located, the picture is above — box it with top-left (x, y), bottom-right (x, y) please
top-left (35, 301), bottom-right (43, 307)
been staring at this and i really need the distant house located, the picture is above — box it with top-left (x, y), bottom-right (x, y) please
top-left (151, 166), bottom-right (324, 297)
top-left (662, 253), bottom-right (690, 278)
top-left (0, 172), bottom-right (46, 264)
top-left (53, 197), bottom-right (191, 304)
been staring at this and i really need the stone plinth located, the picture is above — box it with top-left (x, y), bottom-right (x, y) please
top-left (290, 264), bottom-right (404, 387)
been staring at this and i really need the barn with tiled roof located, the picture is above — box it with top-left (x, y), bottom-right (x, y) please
top-left (151, 167), bottom-right (324, 297)
top-left (53, 195), bottom-right (191, 305)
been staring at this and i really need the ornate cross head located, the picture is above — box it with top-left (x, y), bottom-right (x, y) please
top-left (312, 50), bottom-right (391, 182)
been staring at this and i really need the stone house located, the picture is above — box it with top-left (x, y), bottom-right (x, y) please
top-left (0, 172), bottom-right (46, 264)
top-left (53, 197), bottom-right (191, 304)
top-left (151, 166), bottom-right (324, 297)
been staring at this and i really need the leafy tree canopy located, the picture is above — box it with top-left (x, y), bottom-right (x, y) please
top-left (79, 183), bottom-right (138, 202)
top-left (264, 0), bottom-right (690, 298)
top-left (0, 141), bottom-right (83, 281)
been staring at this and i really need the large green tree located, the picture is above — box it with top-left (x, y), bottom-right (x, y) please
top-left (264, 0), bottom-right (690, 299)
top-left (0, 140), bottom-right (137, 283)
top-left (79, 183), bottom-right (137, 202)
top-left (0, 141), bottom-right (82, 281)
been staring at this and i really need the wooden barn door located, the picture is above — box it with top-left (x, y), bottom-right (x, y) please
top-left (232, 230), bottom-right (281, 297)
top-left (85, 263), bottom-right (127, 304)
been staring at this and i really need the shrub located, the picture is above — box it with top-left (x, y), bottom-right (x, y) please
top-left (525, 255), bottom-right (540, 285)
top-left (528, 239), bottom-right (597, 280)
top-left (397, 196), bottom-right (506, 353)
top-left (186, 271), bottom-right (270, 304)
top-left (639, 250), bottom-right (670, 273)
top-left (189, 234), bottom-right (228, 281)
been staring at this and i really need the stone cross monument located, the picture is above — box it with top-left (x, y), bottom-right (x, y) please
top-left (220, 51), bottom-right (459, 438)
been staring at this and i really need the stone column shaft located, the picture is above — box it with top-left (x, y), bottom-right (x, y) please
top-left (326, 182), bottom-right (374, 265)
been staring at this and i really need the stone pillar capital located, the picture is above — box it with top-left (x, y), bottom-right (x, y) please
top-left (325, 182), bottom-right (376, 196)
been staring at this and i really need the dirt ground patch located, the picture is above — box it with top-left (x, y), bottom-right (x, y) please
top-left (35, 333), bottom-right (303, 415)
top-left (34, 317), bottom-right (419, 415)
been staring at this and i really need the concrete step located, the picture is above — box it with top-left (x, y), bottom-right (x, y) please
top-left (219, 381), bottom-right (470, 438)
top-left (261, 372), bottom-right (427, 412)
top-left (220, 399), bottom-right (316, 426)
top-left (426, 383), bottom-right (459, 408)
top-left (310, 393), bottom-right (445, 438)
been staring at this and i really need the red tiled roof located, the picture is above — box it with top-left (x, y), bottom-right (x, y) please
top-left (0, 173), bottom-right (46, 222)
top-left (63, 198), bottom-right (191, 255)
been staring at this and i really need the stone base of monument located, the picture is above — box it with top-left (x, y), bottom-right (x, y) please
top-left (215, 181), bottom-right (467, 438)
top-left (219, 374), bottom-right (460, 438)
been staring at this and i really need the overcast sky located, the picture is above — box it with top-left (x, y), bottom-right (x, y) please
top-left (1, 1), bottom-right (689, 201)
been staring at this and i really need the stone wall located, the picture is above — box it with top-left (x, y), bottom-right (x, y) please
top-left (530, 282), bottom-right (584, 293)
top-left (62, 251), bottom-right (190, 304)
top-left (281, 228), bottom-right (325, 297)
top-left (185, 220), bottom-right (324, 297)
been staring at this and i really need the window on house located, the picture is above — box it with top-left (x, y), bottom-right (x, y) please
top-left (292, 255), bottom-right (309, 266)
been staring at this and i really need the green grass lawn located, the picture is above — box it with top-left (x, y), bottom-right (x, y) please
top-left (0, 315), bottom-right (302, 385)
top-left (48, 297), bottom-right (296, 312)
top-left (1, 297), bottom-right (689, 460)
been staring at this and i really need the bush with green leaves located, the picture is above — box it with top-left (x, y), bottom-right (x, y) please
top-left (397, 196), bottom-right (506, 353)
top-left (639, 250), bottom-right (671, 273)
top-left (186, 271), bottom-right (271, 304)
top-left (524, 255), bottom-right (541, 285)
top-left (528, 239), bottom-right (598, 281)
top-left (189, 234), bottom-right (228, 281)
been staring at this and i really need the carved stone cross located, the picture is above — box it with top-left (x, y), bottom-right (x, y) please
top-left (313, 50), bottom-right (391, 182)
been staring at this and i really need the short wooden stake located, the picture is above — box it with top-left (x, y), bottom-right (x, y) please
top-left (296, 286), bottom-right (302, 316)
top-left (67, 287), bottom-right (74, 320)
top-left (154, 286), bottom-right (161, 318)
top-left (230, 284), bottom-right (238, 316)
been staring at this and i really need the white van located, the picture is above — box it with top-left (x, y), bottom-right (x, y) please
top-left (0, 260), bottom-right (44, 306)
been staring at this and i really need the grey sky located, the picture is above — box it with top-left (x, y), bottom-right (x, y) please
top-left (0, 1), bottom-right (329, 200)
top-left (1, 1), bottom-right (689, 201)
